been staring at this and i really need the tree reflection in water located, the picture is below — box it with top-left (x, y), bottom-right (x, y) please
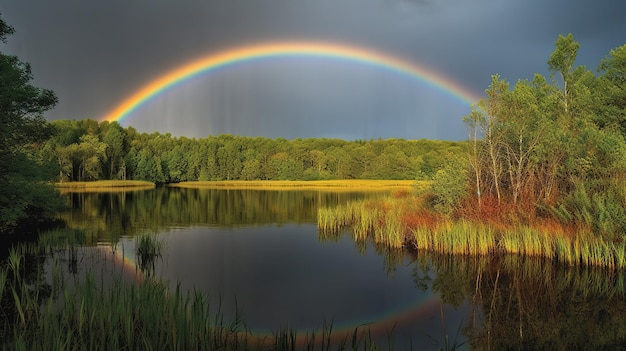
top-left (52, 188), bottom-right (626, 348)
top-left (411, 253), bottom-right (626, 349)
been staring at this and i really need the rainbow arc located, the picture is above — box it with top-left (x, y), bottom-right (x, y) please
top-left (101, 41), bottom-right (481, 123)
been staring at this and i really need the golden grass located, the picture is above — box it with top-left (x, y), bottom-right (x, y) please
top-left (170, 179), bottom-right (424, 191)
top-left (55, 180), bottom-right (156, 192)
top-left (319, 195), bottom-right (626, 269)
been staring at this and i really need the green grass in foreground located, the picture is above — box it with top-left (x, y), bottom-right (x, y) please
top-left (318, 196), bottom-right (626, 270)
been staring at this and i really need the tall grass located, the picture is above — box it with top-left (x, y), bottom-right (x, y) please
top-left (417, 221), bottom-right (497, 256)
top-left (318, 196), bottom-right (626, 270)
top-left (318, 197), bottom-right (406, 248)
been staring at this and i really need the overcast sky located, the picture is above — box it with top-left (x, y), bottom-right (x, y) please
top-left (2, 1), bottom-right (625, 140)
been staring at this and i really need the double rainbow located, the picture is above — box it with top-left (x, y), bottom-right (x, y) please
top-left (101, 41), bottom-right (481, 123)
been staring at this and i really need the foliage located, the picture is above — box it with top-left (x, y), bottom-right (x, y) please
top-left (463, 34), bottom-right (626, 239)
top-left (0, 14), bottom-right (63, 234)
top-left (430, 157), bottom-right (468, 215)
top-left (41, 120), bottom-right (465, 183)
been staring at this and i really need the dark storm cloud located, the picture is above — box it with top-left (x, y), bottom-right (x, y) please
top-left (1, 0), bottom-right (625, 140)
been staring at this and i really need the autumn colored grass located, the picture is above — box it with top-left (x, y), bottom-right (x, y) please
top-left (318, 196), bottom-right (626, 270)
top-left (170, 179), bottom-right (424, 191)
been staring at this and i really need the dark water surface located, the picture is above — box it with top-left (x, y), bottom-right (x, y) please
top-left (24, 187), bottom-right (626, 349)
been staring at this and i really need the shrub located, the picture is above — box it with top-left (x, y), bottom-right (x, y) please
top-left (430, 159), bottom-right (468, 216)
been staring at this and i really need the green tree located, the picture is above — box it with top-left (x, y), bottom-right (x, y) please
top-left (466, 75), bottom-right (509, 204)
top-left (598, 44), bottom-right (626, 133)
top-left (548, 33), bottom-right (580, 115)
top-left (431, 157), bottom-right (468, 216)
top-left (0, 14), bottom-right (63, 232)
top-left (102, 121), bottom-right (128, 179)
top-left (464, 34), bottom-right (626, 238)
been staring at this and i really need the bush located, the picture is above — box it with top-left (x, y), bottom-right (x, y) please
top-left (430, 158), bottom-right (468, 216)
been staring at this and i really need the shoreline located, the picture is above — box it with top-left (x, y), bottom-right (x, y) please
top-left (169, 179), bottom-right (425, 191)
top-left (54, 180), bottom-right (156, 192)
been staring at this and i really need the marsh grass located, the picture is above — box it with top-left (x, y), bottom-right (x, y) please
top-left (319, 196), bottom-right (626, 270)
top-left (318, 197), bottom-right (408, 248)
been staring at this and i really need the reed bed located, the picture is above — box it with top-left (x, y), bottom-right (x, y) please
top-left (499, 226), bottom-right (554, 258)
top-left (415, 221), bottom-right (497, 256)
top-left (318, 197), bottom-right (405, 247)
top-left (351, 201), bottom-right (380, 242)
top-left (318, 196), bottom-right (626, 270)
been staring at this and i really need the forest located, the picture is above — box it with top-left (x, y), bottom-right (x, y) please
top-left (37, 120), bottom-right (465, 184)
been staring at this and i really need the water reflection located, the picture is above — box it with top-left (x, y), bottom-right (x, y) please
top-left (8, 188), bottom-right (626, 349)
top-left (420, 253), bottom-right (626, 349)
top-left (60, 187), bottom-right (386, 243)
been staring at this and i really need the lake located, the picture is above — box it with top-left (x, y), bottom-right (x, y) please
top-left (13, 187), bottom-right (626, 349)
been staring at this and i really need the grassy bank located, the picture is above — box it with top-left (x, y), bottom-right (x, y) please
top-left (171, 179), bottom-right (425, 191)
top-left (318, 196), bottom-right (626, 270)
top-left (54, 180), bottom-right (155, 192)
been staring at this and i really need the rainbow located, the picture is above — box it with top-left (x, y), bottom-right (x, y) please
top-left (101, 41), bottom-right (481, 123)
top-left (97, 242), bottom-right (145, 283)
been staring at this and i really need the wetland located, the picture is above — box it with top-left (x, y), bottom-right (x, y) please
top-left (3, 187), bottom-right (626, 349)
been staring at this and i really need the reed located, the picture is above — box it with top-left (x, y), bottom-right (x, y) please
top-left (389, 218), bottom-right (497, 256)
top-left (0, 269), bottom-right (7, 301)
top-left (381, 208), bottom-right (404, 248)
top-left (7, 248), bottom-right (22, 283)
top-left (614, 242), bottom-right (626, 270)
top-left (135, 234), bottom-right (164, 275)
top-left (554, 235), bottom-right (574, 266)
top-left (500, 226), bottom-right (552, 258)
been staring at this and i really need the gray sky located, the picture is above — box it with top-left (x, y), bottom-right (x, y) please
top-left (2, 0), bottom-right (625, 140)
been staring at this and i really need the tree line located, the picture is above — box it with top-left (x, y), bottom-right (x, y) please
top-left (39, 119), bottom-right (465, 184)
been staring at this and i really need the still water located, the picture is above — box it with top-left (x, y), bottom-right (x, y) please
top-left (53, 187), bottom-right (626, 349)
